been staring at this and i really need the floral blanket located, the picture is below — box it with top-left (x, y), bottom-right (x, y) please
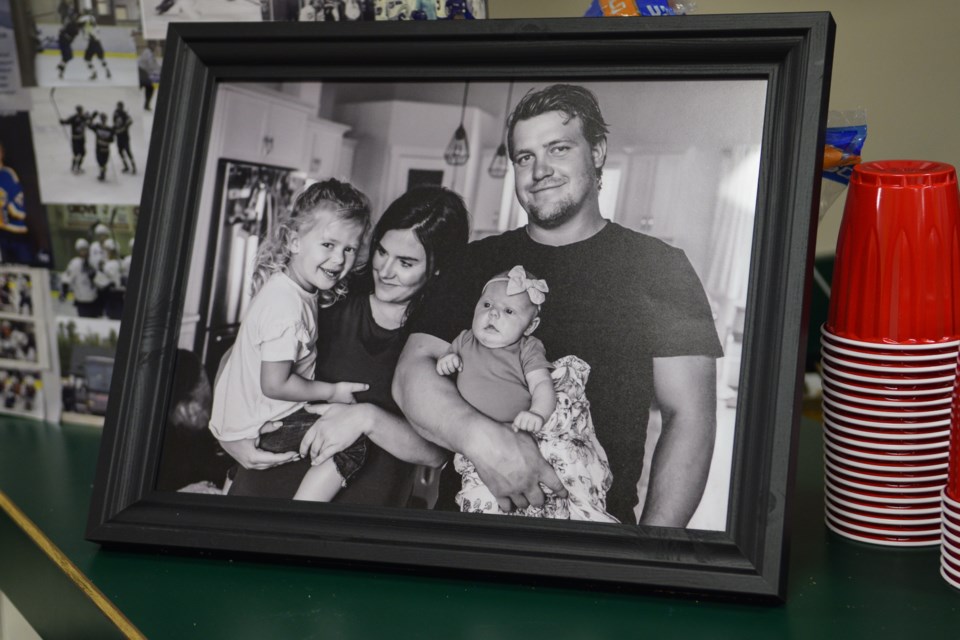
top-left (454, 355), bottom-right (618, 523)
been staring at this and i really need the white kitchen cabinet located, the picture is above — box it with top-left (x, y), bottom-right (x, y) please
top-left (216, 86), bottom-right (313, 170)
top-left (302, 118), bottom-right (352, 180)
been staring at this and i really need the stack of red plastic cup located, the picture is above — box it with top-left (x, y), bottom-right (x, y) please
top-left (821, 160), bottom-right (960, 548)
top-left (940, 365), bottom-right (960, 588)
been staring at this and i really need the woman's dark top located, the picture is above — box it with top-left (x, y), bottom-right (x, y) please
top-left (229, 291), bottom-right (417, 507)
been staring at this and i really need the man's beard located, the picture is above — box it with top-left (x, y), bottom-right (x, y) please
top-left (525, 195), bottom-right (580, 229)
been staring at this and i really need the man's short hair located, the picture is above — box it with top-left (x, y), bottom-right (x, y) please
top-left (506, 84), bottom-right (610, 181)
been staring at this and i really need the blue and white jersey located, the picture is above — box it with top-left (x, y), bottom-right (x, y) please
top-left (0, 167), bottom-right (26, 234)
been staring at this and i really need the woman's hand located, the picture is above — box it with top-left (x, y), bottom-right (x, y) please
top-left (219, 436), bottom-right (301, 470)
top-left (299, 403), bottom-right (371, 465)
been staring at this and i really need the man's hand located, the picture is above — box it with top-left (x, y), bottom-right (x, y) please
top-left (219, 436), bottom-right (300, 470)
top-left (298, 403), bottom-right (367, 465)
top-left (395, 333), bottom-right (565, 510)
top-left (467, 425), bottom-right (567, 512)
top-left (435, 353), bottom-right (462, 376)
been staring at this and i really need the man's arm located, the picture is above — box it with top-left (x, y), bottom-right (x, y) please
top-left (393, 332), bottom-right (566, 511)
top-left (639, 355), bottom-right (717, 527)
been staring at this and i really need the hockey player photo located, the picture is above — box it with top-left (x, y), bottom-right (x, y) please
top-left (30, 1), bottom-right (139, 87)
top-left (0, 367), bottom-right (45, 421)
top-left (0, 319), bottom-right (40, 367)
top-left (0, 113), bottom-right (53, 268)
top-left (45, 203), bottom-right (137, 321)
top-left (0, 268), bottom-right (36, 318)
top-left (28, 86), bottom-right (146, 205)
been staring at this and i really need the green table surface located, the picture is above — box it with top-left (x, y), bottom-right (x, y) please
top-left (1, 416), bottom-right (958, 639)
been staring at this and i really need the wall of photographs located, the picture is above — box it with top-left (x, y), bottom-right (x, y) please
top-left (1, 0), bottom-right (488, 426)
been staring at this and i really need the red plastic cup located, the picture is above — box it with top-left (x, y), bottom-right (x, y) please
top-left (825, 518), bottom-right (940, 547)
top-left (949, 357), bottom-right (960, 501)
top-left (824, 477), bottom-right (941, 504)
top-left (825, 465), bottom-right (946, 493)
top-left (826, 161), bottom-right (960, 343)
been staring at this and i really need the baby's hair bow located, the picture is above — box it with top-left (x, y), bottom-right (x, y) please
top-left (504, 265), bottom-right (549, 305)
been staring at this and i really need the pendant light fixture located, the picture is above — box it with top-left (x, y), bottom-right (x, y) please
top-left (487, 82), bottom-right (515, 178)
top-left (444, 81), bottom-right (471, 166)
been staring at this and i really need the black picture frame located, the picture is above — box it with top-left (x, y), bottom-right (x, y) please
top-left (86, 14), bottom-right (835, 601)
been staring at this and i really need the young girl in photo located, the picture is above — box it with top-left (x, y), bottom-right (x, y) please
top-left (209, 179), bottom-right (372, 502)
top-left (436, 265), bottom-right (617, 522)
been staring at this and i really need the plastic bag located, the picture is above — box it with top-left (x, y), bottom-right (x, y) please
top-left (820, 110), bottom-right (867, 220)
top-left (584, 1), bottom-right (694, 17)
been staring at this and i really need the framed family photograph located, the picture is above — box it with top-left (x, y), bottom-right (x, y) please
top-left (86, 14), bottom-right (835, 600)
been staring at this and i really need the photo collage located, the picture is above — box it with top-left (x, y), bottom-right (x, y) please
top-left (3, 0), bottom-right (487, 425)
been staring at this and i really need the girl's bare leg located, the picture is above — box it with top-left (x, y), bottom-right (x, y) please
top-left (293, 459), bottom-right (344, 502)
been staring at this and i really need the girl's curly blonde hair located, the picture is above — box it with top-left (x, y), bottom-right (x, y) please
top-left (250, 178), bottom-right (371, 306)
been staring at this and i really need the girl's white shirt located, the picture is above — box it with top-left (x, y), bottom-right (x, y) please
top-left (209, 272), bottom-right (319, 441)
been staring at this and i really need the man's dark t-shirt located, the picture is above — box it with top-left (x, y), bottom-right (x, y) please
top-left (407, 223), bottom-right (723, 524)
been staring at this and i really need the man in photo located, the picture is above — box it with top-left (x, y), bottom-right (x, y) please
top-left (121, 238), bottom-right (133, 286)
top-left (78, 11), bottom-right (112, 81)
top-left (0, 141), bottom-right (31, 265)
top-left (60, 238), bottom-right (101, 317)
top-left (394, 84), bottom-right (723, 527)
top-left (55, 11), bottom-right (81, 80)
top-left (138, 44), bottom-right (161, 111)
top-left (89, 223), bottom-right (111, 268)
top-left (59, 105), bottom-right (92, 175)
top-left (87, 113), bottom-right (116, 182)
top-left (113, 102), bottom-right (136, 174)
top-left (96, 238), bottom-right (124, 320)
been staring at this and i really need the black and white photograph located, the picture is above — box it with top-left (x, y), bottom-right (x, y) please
top-left (87, 18), bottom-right (833, 598)
top-left (47, 203), bottom-right (137, 321)
top-left (28, 86), bottom-right (148, 205)
top-left (56, 315), bottom-right (119, 426)
top-left (0, 266), bottom-right (37, 317)
top-left (27, 0), bottom-right (140, 87)
top-left (0, 366), bottom-right (45, 420)
top-left (154, 77), bottom-right (766, 533)
top-left (0, 112), bottom-right (52, 267)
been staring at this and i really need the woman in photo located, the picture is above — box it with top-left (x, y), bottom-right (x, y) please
top-left (226, 185), bottom-right (470, 508)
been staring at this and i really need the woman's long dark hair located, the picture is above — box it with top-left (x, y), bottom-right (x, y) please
top-left (355, 186), bottom-right (470, 328)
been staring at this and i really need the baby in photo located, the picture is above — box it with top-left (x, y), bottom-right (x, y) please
top-left (436, 265), bottom-right (617, 522)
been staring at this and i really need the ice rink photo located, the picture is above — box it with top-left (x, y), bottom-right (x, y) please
top-left (32, 12), bottom-right (139, 88)
top-left (28, 86), bottom-right (148, 205)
